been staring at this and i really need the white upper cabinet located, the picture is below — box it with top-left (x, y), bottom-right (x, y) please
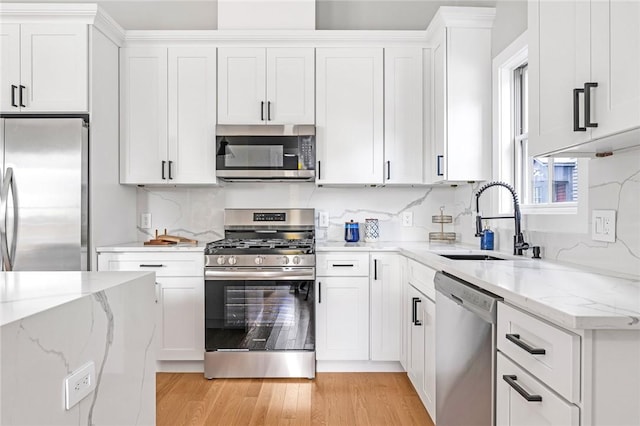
top-left (384, 48), bottom-right (424, 185)
top-left (529, 0), bottom-right (640, 156)
top-left (425, 8), bottom-right (494, 183)
top-left (316, 48), bottom-right (384, 185)
top-left (120, 46), bottom-right (217, 185)
top-left (218, 47), bottom-right (314, 125)
top-left (1, 24), bottom-right (87, 112)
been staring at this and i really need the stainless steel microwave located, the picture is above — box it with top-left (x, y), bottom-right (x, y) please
top-left (215, 125), bottom-right (315, 181)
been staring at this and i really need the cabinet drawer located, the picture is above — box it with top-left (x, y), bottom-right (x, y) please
top-left (407, 259), bottom-right (436, 300)
top-left (496, 352), bottom-right (579, 426)
top-left (316, 253), bottom-right (369, 276)
top-left (497, 303), bottom-right (580, 402)
top-left (98, 252), bottom-right (204, 277)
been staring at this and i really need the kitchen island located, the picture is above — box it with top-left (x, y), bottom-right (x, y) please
top-left (0, 271), bottom-right (156, 425)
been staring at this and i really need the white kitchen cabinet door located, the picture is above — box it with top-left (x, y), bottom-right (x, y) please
top-left (422, 297), bottom-right (436, 420)
top-left (591, 0), bottom-right (640, 139)
top-left (0, 24), bottom-right (20, 112)
top-left (496, 352), bottom-right (579, 426)
top-left (370, 254), bottom-right (401, 361)
top-left (19, 24), bottom-right (87, 112)
top-left (427, 22), bottom-right (492, 182)
top-left (399, 258), bottom-right (409, 371)
top-left (156, 276), bottom-right (205, 360)
top-left (120, 47), bottom-right (168, 184)
top-left (168, 47), bottom-right (217, 184)
top-left (316, 48), bottom-right (384, 184)
top-left (266, 47), bottom-right (315, 124)
top-left (384, 47), bottom-right (423, 184)
top-left (217, 47), bottom-right (266, 124)
top-left (407, 285), bottom-right (425, 398)
top-left (528, 0), bottom-right (591, 157)
top-left (316, 276), bottom-right (369, 361)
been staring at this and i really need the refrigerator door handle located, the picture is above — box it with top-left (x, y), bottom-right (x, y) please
top-left (0, 168), bottom-right (18, 271)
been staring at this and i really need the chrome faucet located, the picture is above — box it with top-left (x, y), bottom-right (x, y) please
top-left (475, 182), bottom-right (530, 255)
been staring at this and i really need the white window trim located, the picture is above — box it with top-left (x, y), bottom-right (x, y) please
top-left (492, 31), bottom-right (528, 215)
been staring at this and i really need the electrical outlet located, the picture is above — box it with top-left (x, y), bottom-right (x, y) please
top-left (592, 210), bottom-right (616, 242)
top-left (318, 211), bottom-right (329, 228)
top-left (64, 361), bottom-right (96, 410)
top-left (402, 211), bottom-right (413, 227)
top-left (140, 213), bottom-right (152, 229)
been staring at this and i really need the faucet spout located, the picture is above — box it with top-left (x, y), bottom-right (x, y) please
top-left (474, 181), bottom-right (529, 255)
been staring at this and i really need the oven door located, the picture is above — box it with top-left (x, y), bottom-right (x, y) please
top-left (205, 268), bottom-right (315, 352)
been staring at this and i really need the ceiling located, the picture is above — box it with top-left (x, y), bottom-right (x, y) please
top-left (11, 0), bottom-right (497, 31)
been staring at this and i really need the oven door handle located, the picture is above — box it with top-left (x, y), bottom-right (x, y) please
top-left (205, 268), bottom-right (315, 280)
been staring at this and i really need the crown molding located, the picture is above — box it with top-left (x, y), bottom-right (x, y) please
top-left (426, 6), bottom-right (496, 41)
top-left (93, 6), bottom-right (126, 46)
top-left (0, 3), bottom-right (99, 24)
top-left (123, 29), bottom-right (429, 47)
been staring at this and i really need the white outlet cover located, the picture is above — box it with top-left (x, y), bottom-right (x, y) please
top-left (64, 361), bottom-right (96, 410)
top-left (318, 211), bottom-right (329, 228)
top-left (591, 209), bottom-right (616, 243)
top-left (140, 213), bottom-right (152, 229)
top-left (402, 211), bottom-right (413, 227)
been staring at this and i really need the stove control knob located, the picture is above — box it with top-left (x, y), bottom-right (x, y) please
top-left (216, 256), bottom-right (226, 265)
top-left (281, 256), bottom-right (290, 265)
top-left (228, 256), bottom-right (237, 265)
top-left (292, 256), bottom-right (301, 265)
top-left (254, 256), bottom-right (264, 265)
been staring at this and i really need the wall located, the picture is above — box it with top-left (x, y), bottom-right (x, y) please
top-left (136, 184), bottom-right (456, 244)
top-left (453, 149), bottom-right (640, 276)
top-left (491, 0), bottom-right (527, 57)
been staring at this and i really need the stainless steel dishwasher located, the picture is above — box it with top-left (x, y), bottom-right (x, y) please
top-left (434, 271), bottom-right (502, 426)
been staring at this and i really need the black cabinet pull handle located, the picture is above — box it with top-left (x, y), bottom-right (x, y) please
top-left (506, 333), bottom-right (546, 355)
top-left (331, 264), bottom-right (354, 268)
top-left (573, 88), bottom-right (586, 131)
top-left (267, 101), bottom-right (271, 121)
top-left (140, 264), bottom-right (164, 268)
top-left (436, 155), bottom-right (444, 176)
top-left (374, 259), bottom-right (378, 280)
top-left (412, 297), bottom-right (422, 326)
top-left (19, 85), bottom-right (25, 107)
top-left (317, 160), bottom-right (321, 180)
top-left (11, 85), bottom-right (17, 107)
top-left (503, 375), bottom-right (542, 402)
top-left (386, 161), bottom-right (390, 180)
top-left (318, 281), bottom-right (322, 303)
top-left (584, 82), bottom-right (598, 128)
top-left (261, 101), bottom-right (264, 121)
top-left (161, 161), bottom-right (166, 179)
top-left (168, 160), bottom-right (173, 180)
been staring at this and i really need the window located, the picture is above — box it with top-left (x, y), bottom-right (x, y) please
top-left (512, 57), bottom-right (578, 210)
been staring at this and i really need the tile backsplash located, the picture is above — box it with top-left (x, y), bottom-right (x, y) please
top-left (137, 149), bottom-right (639, 276)
top-left (137, 184), bottom-right (456, 244)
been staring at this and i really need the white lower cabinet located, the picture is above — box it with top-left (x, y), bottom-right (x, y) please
top-left (407, 284), bottom-right (436, 421)
top-left (370, 253), bottom-right (402, 361)
top-left (315, 275), bottom-right (369, 360)
top-left (97, 251), bottom-right (204, 361)
top-left (497, 352), bottom-right (579, 426)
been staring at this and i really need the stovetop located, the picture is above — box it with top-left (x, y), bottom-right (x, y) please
top-left (204, 238), bottom-right (315, 256)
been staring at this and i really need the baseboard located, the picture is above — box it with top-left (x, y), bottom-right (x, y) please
top-left (316, 360), bottom-right (404, 373)
top-left (157, 360), bottom-right (204, 373)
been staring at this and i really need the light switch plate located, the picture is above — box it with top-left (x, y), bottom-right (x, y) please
top-left (591, 210), bottom-right (616, 242)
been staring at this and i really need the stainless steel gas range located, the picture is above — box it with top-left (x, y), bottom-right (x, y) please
top-left (203, 208), bottom-right (315, 379)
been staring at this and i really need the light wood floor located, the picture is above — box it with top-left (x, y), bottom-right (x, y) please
top-left (157, 372), bottom-right (435, 426)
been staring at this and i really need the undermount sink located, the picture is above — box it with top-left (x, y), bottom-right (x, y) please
top-left (438, 254), bottom-right (507, 261)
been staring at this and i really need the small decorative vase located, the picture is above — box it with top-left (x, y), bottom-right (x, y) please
top-left (364, 218), bottom-right (379, 242)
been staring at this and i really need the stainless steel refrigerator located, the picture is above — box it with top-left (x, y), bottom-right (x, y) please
top-left (0, 116), bottom-right (88, 271)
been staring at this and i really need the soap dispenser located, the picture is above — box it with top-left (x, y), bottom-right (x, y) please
top-left (480, 221), bottom-right (494, 250)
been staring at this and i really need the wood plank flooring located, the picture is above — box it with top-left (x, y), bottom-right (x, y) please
top-left (157, 373), bottom-right (435, 426)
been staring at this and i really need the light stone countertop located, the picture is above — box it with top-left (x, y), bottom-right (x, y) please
top-left (318, 241), bottom-right (640, 330)
top-left (96, 240), bottom-right (640, 330)
top-left (0, 271), bottom-right (154, 326)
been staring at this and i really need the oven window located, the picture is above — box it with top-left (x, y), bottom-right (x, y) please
top-left (205, 280), bottom-right (315, 351)
top-left (223, 145), bottom-right (284, 168)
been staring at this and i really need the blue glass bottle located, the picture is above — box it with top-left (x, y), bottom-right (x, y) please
top-left (481, 222), bottom-right (494, 250)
